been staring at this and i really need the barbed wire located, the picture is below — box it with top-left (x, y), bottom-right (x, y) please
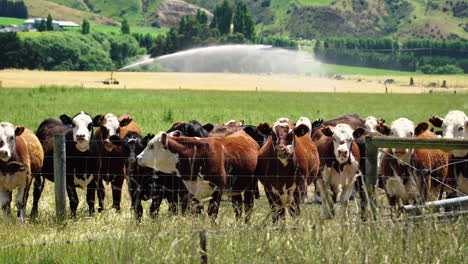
top-left (0, 209), bottom-right (466, 251)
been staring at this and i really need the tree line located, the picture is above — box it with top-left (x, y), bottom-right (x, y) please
top-left (314, 38), bottom-right (468, 74)
top-left (0, 31), bottom-right (144, 71)
top-left (0, 0), bottom-right (28, 19)
top-left (149, 0), bottom-right (256, 58)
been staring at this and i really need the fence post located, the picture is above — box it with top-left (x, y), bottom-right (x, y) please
top-left (199, 230), bottom-right (208, 264)
top-left (365, 136), bottom-right (378, 218)
top-left (54, 135), bottom-right (67, 221)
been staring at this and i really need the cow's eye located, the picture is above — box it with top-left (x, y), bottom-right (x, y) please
top-left (87, 123), bottom-right (93, 130)
top-left (71, 123), bottom-right (76, 128)
top-left (149, 144), bottom-right (154, 150)
top-left (0, 141), bottom-right (4, 147)
top-left (409, 132), bottom-right (413, 136)
top-left (459, 126), bottom-right (464, 131)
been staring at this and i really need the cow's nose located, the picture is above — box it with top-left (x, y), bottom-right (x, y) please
top-left (338, 149), bottom-right (348, 157)
top-left (0, 150), bottom-right (8, 157)
top-left (76, 134), bottom-right (85, 140)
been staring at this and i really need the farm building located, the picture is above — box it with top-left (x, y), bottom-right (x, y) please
top-left (24, 18), bottom-right (79, 29)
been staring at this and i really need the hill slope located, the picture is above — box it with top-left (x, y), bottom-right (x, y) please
top-left (25, 0), bottom-right (468, 40)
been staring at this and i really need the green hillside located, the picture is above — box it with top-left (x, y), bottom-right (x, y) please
top-left (21, 0), bottom-right (468, 40)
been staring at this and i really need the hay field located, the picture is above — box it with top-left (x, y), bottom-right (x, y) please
top-left (1, 69), bottom-right (467, 93)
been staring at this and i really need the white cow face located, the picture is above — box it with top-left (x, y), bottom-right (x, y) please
top-left (389, 118), bottom-right (415, 158)
top-left (296, 117), bottom-right (312, 137)
top-left (0, 122), bottom-right (24, 162)
top-left (100, 113), bottom-right (120, 152)
top-left (322, 124), bottom-right (364, 164)
top-left (136, 132), bottom-right (179, 174)
top-left (60, 112), bottom-right (103, 152)
top-left (430, 110), bottom-right (468, 139)
top-left (364, 116), bottom-right (378, 133)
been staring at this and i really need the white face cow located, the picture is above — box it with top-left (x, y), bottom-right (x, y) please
top-left (375, 117), bottom-right (415, 160)
top-left (0, 122), bottom-right (24, 162)
top-left (60, 112), bottom-right (103, 152)
top-left (430, 110), bottom-right (468, 139)
top-left (99, 113), bottom-right (132, 152)
top-left (296, 117), bottom-right (312, 137)
top-left (136, 132), bottom-right (179, 175)
top-left (364, 116), bottom-right (378, 133)
top-left (322, 124), bottom-right (364, 164)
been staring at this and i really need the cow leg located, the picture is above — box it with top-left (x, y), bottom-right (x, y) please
top-left (316, 179), bottom-right (334, 219)
top-left (0, 189), bottom-right (12, 219)
top-left (66, 185), bottom-right (79, 217)
top-left (111, 175), bottom-right (124, 211)
top-left (167, 190), bottom-right (178, 215)
top-left (15, 187), bottom-right (27, 220)
top-left (180, 190), bottom-right (190, 215)
top-left (231, 194), bottom-right (243, 220)
top-left (86, 177), bottom-right (97, 216)
top-left (31, 175), bottom-right (45, 218)
top-left (149, 189), bottom-right (163, 220)
top-left (289, 189), bottom-right (301, 218)
top-left (96, 178), bottom-right (105, 212)
top-left (207, 190), bottom-right (222, 221)
top-left (244, 189), bottom-right (255, 223)
top-left (253, 179), bottom-right (261, 199)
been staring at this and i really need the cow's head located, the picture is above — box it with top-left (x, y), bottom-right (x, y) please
top-left (60, 112), bottom-right (104, 152)
top-left (224, 120), bottom-right (245, 126)
top-left (429, 110), bottom-right (468, 139)
top-left (322, 124), bottom-right (364, 164)
top-left (111, 132), bottom-right (153, 167)
top-left (136, 132), bottom-right (178, 174)
top-left (377, 118), bottom-right (416, 158)
top-left (166, 120), bottom-right (214, 137)
top-left (98, 113), bottom-right (133, 152)
top-left (258, 118), bottom-right (310, 164)
top-left (296, 117), bottom-right (312, 137)
top-left (0, 122), bottom-right (24, 162)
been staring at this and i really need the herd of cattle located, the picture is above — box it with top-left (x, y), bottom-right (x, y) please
top-left (0, 110), bottom-right (466, 222)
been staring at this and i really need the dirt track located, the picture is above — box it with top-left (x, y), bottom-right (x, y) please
top-left (0, 70), bottom-right (466, 94)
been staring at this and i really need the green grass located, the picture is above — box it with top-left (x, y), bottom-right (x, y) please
top-left (0, 16), bottom-right (26, 26)
top-left (297, 0), bottom-right (335, 6)
top-left (66, 25), bottom-right (168, 36)
top-left (0, 87), bottom-right (466, 263)
top-left (308, 63), bottom-right (417, 76)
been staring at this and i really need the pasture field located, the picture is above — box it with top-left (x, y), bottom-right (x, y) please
top-left (0, 17), bottom-right (25, 26)
top-left (0, 87), bottom-right (466, 263)
top-left (1, 70), bottom-right (467, 94)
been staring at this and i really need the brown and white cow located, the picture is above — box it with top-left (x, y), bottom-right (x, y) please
top-left (0, 123), bottom-right (43, 219)
top-left (94, 113), bottom-right (141, 212)
top-left (256, 118), bottom-right (320, 222)
top-left (429, 110), bottom-right (468, 197)
top-left (137, 130), bottom-right (259, 221)
top-left (313, 124), bottom-right (364, 218)
top-left (376, 119), bottom-right (449, 211)
top-left (223, 120), bottom-right (245, 126)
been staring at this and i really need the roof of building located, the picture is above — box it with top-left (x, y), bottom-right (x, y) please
top-left (24, 18), bottom-right (80, 27)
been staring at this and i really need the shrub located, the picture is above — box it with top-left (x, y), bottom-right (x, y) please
top-left (433, 64), bottom-right (464, 74)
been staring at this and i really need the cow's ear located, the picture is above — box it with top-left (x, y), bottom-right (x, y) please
top-left (14, 125), bottom-right (25, 136)
top-left (294, 124), bottom-right (310, 137)
top-left (243, 126), bottom-right (255, 136)
top-left (429, 115), bottom-right (443, 128)
top-left (161, 132), bottom-right (168, 148)
top-left (311, 118), bottom-right (323, 129)
top-left (238, 120), bottom-right (245, 126)
top-left (60, 114), bottom-right (73, 125)
top-left (257, 122), bottom-right (272, 136)
top-left (321, 126), bottom-right (334, 137)
top-left (375, 122), bottom-right (391, 135)
top-left (353, 127), bottom-right (365, 139)
top-left (109, 135), bottom-right (123, 146)
top-left (119, 114), bottom-right (133, 127)
top-left (415, 122), bottom-right (429, 136)
top-left (171, 130), bottom-right (182, 137)
top-left (202, 123), bottom-right (214, 133)
top-left (92, 115), bottom-right (105, 127)
top-left (378, 118), bottom-right (386, 123)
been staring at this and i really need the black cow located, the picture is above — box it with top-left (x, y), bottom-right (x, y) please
top-left (166, 120), bottom-right (214, 137)
top-left (33, 112), bottom-right (103, 217)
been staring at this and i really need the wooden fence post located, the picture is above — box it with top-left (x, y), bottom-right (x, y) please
top-left (199, 230), bottom-right (208, 264)
top-left (54, 135), bottom-right (67, 221)
top-left (365, 136), bottom-right (378, 219)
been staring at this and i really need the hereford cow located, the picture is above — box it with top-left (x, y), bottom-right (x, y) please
top-left (429, 110), bottom-right (468, 196)
top-left (93, 113), bottom-right (141, 212)
top-left (256, 118), bottom-right (320, 222)
top-left (0, 123), bottom-right (43, 219)
top-left (376, 119), bottom-right (449, 211)
top-left (34, 112), bottom-right (104, 217)
top-left (137, 130), bottom-right (259, 221)
top-left (314, 124), bottom-right (364, 218)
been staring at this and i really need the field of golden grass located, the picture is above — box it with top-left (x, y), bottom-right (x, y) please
top-left (1, 69), bottom-right (467, 94)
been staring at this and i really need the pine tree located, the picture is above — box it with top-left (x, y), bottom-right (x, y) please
top-left (233, 1), bottom-right (255, 40)
top-left (46, 14), bottom-right (53, 31)
top-left (81, 18), bottom-right (90, 34)
top-left (121, 18), bottom-right (130, 34)
top-left (213, 0), bottom-right (233, 35)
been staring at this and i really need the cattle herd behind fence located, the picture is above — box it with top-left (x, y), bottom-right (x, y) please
top-left (0, 112), bottom-right (467, 224)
